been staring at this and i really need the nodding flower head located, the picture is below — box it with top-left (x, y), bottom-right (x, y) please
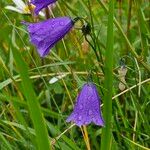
top-left (23, 17), bottom-right (75, 57)
top-left (31, 0), bottom-right (57, 15)
top-left (66, 82), bottom-right (104, 126)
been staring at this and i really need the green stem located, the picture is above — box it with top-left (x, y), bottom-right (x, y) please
top-left (85, 36), bottom-right (100, 63)
top-left (100, 0), bottom-right (114, 150)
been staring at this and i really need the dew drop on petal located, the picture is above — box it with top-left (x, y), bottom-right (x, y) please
top-left (51, 21), bottom-right (55, 28)
top-left (59, 21), bottom-right (64, 26)
top-left (87, 96), bottom-right (91, 101)
top-left (78, 116), bottom-right (82, 120)
top-left (88, 110), bottom-right (93, 115)
top-left (51, 24), bottom-right (55, 29)
top-left (79, 104), bottom-right (83, 109)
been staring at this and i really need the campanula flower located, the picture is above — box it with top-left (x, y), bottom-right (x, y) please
top-left (31, 0), bottom-right (56, 15)
top-left (66, 82), bottom-right (104, 126)
top-left (23, 17), bottom-right (75, 57)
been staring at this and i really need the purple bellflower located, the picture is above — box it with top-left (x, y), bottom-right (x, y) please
top-left (66, 82), bottom-right (104, 126)
top-left (23, 17), bottom-right (75, 57)
top-left (31, 0), bottom-right (57, 15)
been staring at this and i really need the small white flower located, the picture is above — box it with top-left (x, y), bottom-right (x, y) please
top-left (5, 0), bottom-right (30, 14)
top-left (5, 0), bottom-right (44, 16)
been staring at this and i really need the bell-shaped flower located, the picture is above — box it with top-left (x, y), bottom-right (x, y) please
top-left (66, 82), bottom-right (104, 126)
top-left (31, 0), bottom-right (56, 15)
top-left (23, 17), bottom-right (74, 57)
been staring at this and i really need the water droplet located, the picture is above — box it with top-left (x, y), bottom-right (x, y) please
top-left (51, 21), bottom-right (55, 28)
top-left (78, 116), bottom-right (82, 120)
top-left (51, 24), bottom-right (55, 28)
top-left (88, 110), bottom-right (93, 115)
top-left (79, 104), bottom-right (83, 109)
top-left (59, 21), bottom-right (64, 26)
top-left (87, 96), bottom-right (91, 101)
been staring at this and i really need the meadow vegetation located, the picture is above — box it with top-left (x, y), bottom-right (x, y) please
top-left (0, 0), bottom-right (150, 149)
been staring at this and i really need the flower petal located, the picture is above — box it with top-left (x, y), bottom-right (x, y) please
top-left (31, 0), bottom-right (56, 15)
top-left (5, 6), bottom-right (23, 13)
top-left (13, 0), bottom-right (26, 10)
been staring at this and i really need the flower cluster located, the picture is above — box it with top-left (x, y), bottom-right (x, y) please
top-left (22, 1), bottom-right (104, 127)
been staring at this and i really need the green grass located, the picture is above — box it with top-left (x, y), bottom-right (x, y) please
top-left (0, 0), bottom-right (150, 149)
top-left (101, 0), bottom-right (114, 149)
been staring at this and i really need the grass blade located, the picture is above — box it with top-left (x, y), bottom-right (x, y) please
top-left (12, 48), bottom-right (51, 150)
top-left (0, 132), bottom-right (13, 150)
top-left (101, 0), bottom-right (114, 149)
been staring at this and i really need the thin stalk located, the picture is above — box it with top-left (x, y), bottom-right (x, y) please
top-left (45, 7), bottom-right (50, 19)
top-left (121, 135), bottom-right (150, 150)
top-left (85, 34), bottom-right (104, 73)
top-left (85, 36), bottom-right (100, 63)
top-left (51, 124), bottom-right (75, 145)
top-left (126, 0), bottom-right (132, 55)
top-left (118, 0), bottom-right (122, 24)
top-left (81, 126), bottom-right (91, 150)
top-left (101, 0), bottom-right (114, 150)
top-left (127, 0), bottom-right (132, 39)
top-left (87, 0), bottom-right (97, 51)
top-left (87, 0), bottom-right (104, 72)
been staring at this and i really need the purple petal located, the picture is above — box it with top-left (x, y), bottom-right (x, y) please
top-left (31, 0), bottom-right (57, 15)
top-left (66, 83), bottom-right (104, 127)
top-left (23, 17), bottom-right (74, 57)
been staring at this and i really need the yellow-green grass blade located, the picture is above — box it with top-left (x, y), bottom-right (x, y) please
top-left (101, 0), bottom-right (114, 149)
top-left (12, 47), bottom-right (51, 150)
